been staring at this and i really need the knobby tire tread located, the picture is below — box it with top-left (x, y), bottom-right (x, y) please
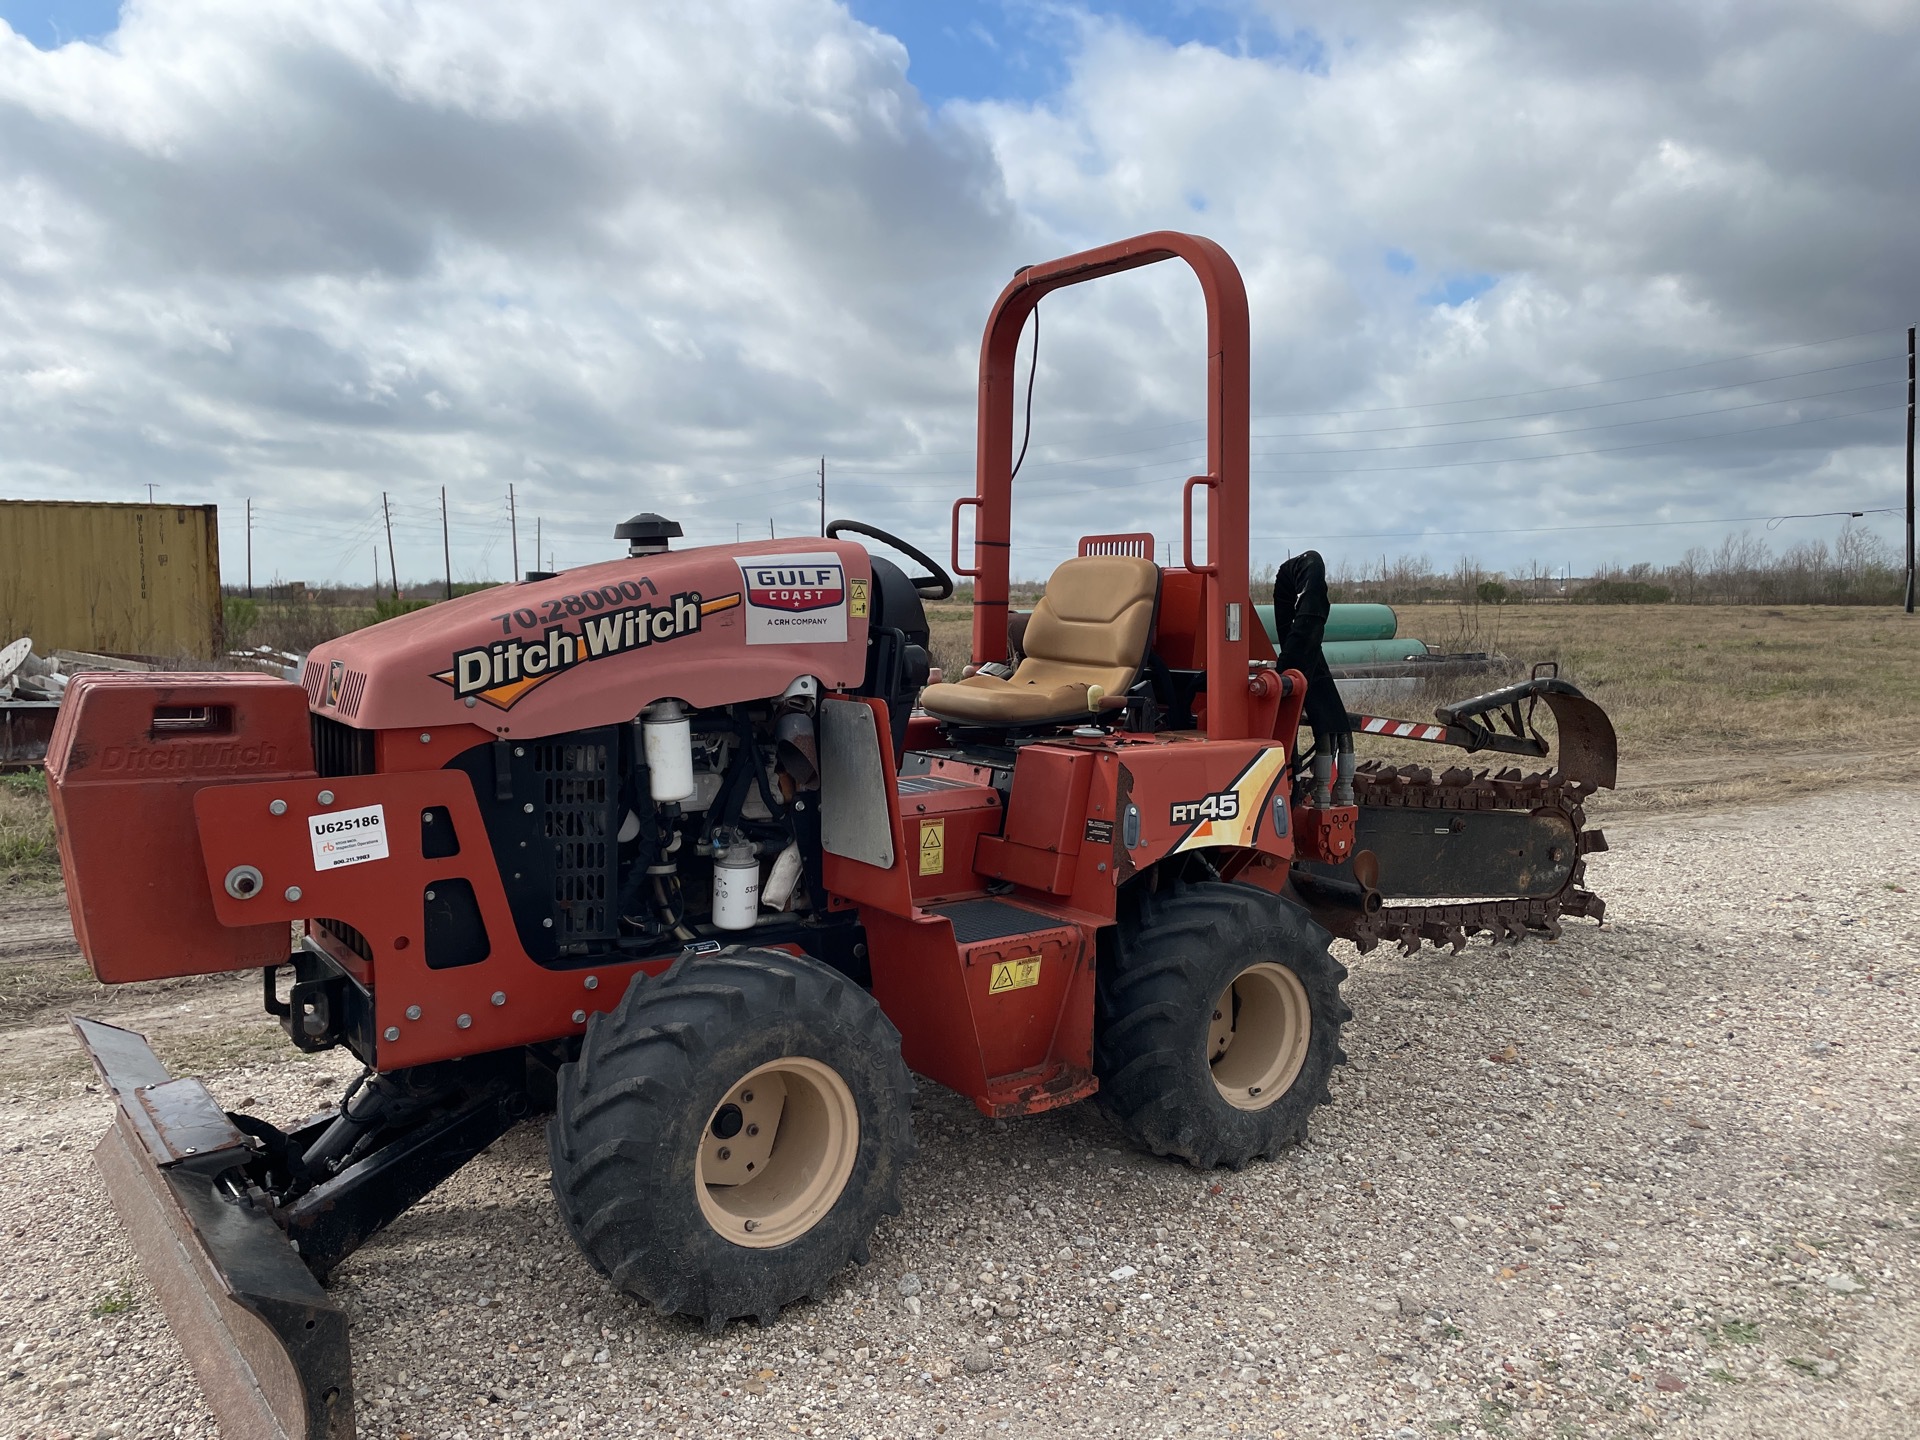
top-left (547, 947), bottom-right (914, 1328)
top-left (1095, 879), bottom-right (1347, 1168)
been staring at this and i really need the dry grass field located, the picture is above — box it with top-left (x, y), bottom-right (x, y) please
top-left (1398, 602), bottom-right (1920, 812)
top-left (928, 599), bottom-right (1920, 813)
top-left (2, 602), bottom-right (1911, 897)
top-left (0, 770), bottom-right (55, 890)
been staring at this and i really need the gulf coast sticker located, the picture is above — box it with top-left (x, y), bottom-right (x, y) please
top-left (738, 552), bottom-right (849, 646)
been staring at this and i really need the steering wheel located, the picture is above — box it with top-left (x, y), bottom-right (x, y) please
top-left (824, 518), bottom-right (955, 600)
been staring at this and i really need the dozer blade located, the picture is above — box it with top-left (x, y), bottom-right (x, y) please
top-left (72, 1018), bottom-right (353, 1440)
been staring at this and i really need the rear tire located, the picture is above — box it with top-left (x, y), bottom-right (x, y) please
top-left (548, 947), bottom-right (914, 1329)
top-left (1095, 878), bottom-right (1349, 1168)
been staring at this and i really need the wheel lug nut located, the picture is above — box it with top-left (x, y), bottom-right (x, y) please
top-left (746, 1123), bottom-right (759, 1137)
top-left (717, 1147), bottom-right (731, 1161)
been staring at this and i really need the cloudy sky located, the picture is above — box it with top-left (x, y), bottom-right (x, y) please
top-left (2, 0), bottom-right (1915, 588)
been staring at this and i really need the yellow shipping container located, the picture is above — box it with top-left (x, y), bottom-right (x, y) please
top-left (0, 500), bottom-right (223, 658)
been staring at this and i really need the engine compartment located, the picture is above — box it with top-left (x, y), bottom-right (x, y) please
top-left (300, 547), bottom-right (937, 981)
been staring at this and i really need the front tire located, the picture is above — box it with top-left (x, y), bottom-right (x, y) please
top-left (1095, 878), bottom-right (1349, 1167)
top-left (548, 948), bottom-right (914, 1328)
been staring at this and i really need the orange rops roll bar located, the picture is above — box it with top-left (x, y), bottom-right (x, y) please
top-left (957, 231), bottom-right (1254, 738)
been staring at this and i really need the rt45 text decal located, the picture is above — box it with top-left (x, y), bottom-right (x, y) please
top-left (1170, 792), bottom-right (1240, 825)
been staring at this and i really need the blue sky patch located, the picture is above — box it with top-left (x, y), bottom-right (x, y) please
top-left (0, 0), bottom-right (120, 49)
top-left (846, 0), bottom-right (1321, 106)
top-left (1384, 248), bottom-right (1417, 275)
top-left (1422, 273), bottom-right (1499, 307)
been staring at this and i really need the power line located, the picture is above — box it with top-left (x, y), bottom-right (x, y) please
top-left (1000, 505), bottom-right (1902, 554)
top-left (831, 372), bottom-right (1903, 485)
top-left (1244, 380), bottom-right (1900, 460)
top-left (1244, 401), bottom-right (1905, 478)
top-left (1049, 400), bottom-right (1902, 489)
top-left (837, 326), bottom-right (1908, 463)
top-left (1247, 506), bottom-right (1902, 545)
top-left (1245, 326), bottom-right (1904, 418)
top-left (1246, 355), bottom-right (1902, 438)
top-left (831, 396), bottom-right (1903, 494)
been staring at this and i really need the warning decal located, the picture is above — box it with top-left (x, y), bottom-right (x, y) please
top-left (309, 803), bottom-right (390, 870)
top-left (738, 551), bottom-right (849, 646)
top-left (919, 818), bottom-right (946, 876)
top-left (850, 578), bottom-right (870, 619)
top-left (988, 956), bottom-right (1043, 994)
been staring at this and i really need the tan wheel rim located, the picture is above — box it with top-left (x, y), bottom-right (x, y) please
top-left (1208, 962), bottom-right (1312, 1111)
top-left (695, 1056), bottom-right (859, 1249)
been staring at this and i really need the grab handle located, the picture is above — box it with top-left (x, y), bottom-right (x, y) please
top-left (1182, 474), bottom-right (1218, 574)
top-left (951, 496), bottom-right (984, 578)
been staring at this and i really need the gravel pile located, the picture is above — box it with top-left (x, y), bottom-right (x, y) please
top-left (3, 785), bottom-right (1917, 1439)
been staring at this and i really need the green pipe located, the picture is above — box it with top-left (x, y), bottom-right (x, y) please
top-left (1256, 602), bottom-right (1399, 645)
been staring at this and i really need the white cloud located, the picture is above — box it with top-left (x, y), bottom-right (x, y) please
top-left (0, 0), bottom-right (1913, 587)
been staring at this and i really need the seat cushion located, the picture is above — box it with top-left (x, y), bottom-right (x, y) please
top-left (920, 555), bottom-right (1159, 726)
top-left (1022, 555), bottom-right (1157, 671)
top-left (917, 671), bottom-right (1107, 726)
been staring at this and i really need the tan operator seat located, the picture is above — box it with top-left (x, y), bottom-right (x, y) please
top-left (920, 554), bottom-right (1159, 726)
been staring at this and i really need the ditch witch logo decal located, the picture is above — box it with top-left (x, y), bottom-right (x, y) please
top-left (434, 591), bottom-right (742, 711)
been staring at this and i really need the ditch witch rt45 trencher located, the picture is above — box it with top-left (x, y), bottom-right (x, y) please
top-left (48, 232), bottom-right (1614, 1438)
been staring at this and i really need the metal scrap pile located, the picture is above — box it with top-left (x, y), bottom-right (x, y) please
top-left (0, 639), bottom-right (158, 767)
top-left (0, 637), bottom-right (71, 702)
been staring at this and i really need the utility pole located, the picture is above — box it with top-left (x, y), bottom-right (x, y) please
top-left (769, 518), bottom-right (775, 539)
top-left (819, 456), bottom-right (826, 538)
top-left (373, 544), bottom-right (380, 598)
top-left (381, 492), bottom-right (399, 599)
top-left (509, 484), bottom-right (520, 581)
top-left (1906, 323), bottom-right (1915, 614)
top-left (245, 497), bottom-right (254, 598)
top-left (145, 483), bottom-right (156, 502)
top-left (736, 522), bottom-right (741, 544)
top-left (440, 486), bottom-right (453, 601)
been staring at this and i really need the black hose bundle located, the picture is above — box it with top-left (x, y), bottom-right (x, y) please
top-left (1271, 550), bottom-right (1355, 804)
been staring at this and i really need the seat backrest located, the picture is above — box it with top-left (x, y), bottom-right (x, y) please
top-left (1012, 555), bottom-right (1159, 697)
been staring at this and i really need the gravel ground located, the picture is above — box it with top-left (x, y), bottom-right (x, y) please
top-left (3, 783), bottom-right (1918, 1440)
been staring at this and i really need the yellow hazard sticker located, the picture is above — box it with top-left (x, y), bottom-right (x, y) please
top-left (988, 956), bottom-right (1042, 994)
top-left (919, 818), bottom-right (945, 875)
top-left (850, 579), bottom-right (870, 619)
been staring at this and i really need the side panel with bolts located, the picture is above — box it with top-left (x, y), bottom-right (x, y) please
top-left (193, 769), bottom-right (661, 1070)
top-left (46, 672), bottom-right (317, 982)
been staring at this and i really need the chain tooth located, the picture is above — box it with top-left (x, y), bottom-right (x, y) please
top-left (1338, 762), bottom-right (1603, 957)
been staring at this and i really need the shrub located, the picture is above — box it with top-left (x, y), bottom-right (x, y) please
top-left (0, 770), bottom-right (58, 883)
top-left (373, 597), bottom-right (435, 623)
top-left (223, 596), bottom-right (260, 646)
top-left (1576, 579), bottom-right (1671, 605)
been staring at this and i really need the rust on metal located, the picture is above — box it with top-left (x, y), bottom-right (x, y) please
top-left (981, 1062), bottom-right (1099, 1118)
top-left (73, 1019), bottom-right (354, 1440)
top-left (1302, 762), bottom-right (1609, 955)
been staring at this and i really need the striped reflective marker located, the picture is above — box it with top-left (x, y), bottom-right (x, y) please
top-left (1355, 715), bottom-right (1449, 742)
